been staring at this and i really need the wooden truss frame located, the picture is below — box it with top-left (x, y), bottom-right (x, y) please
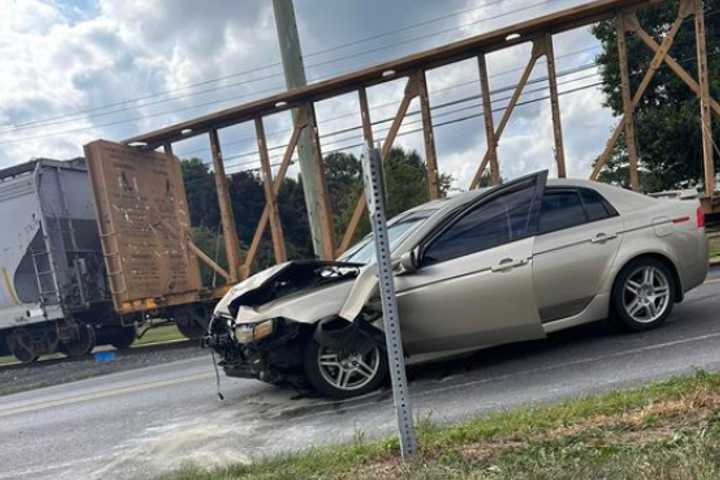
top-left (120, 0), bottom-right (715, 282)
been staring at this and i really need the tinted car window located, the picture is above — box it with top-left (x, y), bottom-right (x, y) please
top-left (580, 188), bottom-right (615, 221)
top-left (424, 184), bottom-right (539, 264)
top-left (539, 190), bottom-right (587, 234)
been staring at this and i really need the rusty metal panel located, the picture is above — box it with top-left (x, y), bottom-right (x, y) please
top-left (83, 140), bottom-right (201, 312)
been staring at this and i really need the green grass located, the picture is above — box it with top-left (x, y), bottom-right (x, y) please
top-left (159, 370), bottom-right (720, 480)
top-left (709, 234), bottom-right (720, 259)
top-left (136, 325), bottom-right (186, 346)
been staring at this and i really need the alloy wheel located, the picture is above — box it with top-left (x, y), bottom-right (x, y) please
top-left (317, 346), bottom-right (381, 392)
top-left (623, 265), bottom-right (671, 324)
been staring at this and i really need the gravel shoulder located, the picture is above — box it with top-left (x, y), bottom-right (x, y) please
top-left (0, 340), bottom-right (207, 397)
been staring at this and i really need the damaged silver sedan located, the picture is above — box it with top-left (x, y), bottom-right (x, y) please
top-left (205, 172), bottom-right (709, 398)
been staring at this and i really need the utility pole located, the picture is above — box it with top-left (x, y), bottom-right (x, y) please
top-left (272, 0), bottom-right (331, 259)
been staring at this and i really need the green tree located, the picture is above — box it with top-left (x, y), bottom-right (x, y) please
top-left (592, 0), bottom-right (719, 191)
top-left (326, 147), bottom-right (453, 247)
top-left (181, 158), bottom-right (219, 228)
top-left (181, 147), bottom-right (452, 272)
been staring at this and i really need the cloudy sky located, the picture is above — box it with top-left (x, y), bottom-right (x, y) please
top-left (0, 0), bottom-right (618, 188)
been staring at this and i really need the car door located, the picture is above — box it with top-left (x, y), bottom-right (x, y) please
top-left (532, 187), bottom-right (622, 323)
top-left (394, 172), bottom-right (548, 355)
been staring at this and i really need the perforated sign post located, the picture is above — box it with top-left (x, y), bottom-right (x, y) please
top-left (360, 144), bottom-right (417, 458)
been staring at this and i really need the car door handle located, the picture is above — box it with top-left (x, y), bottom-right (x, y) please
top-left (590, 233), bottom-right (617, 244)
top-left (491, 258), bottom-right (527, 272)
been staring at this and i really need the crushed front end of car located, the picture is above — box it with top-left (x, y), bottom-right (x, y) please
top-left (202, 260), bottom-right (365, 388)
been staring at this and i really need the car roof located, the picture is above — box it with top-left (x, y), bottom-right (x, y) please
top-left (402, 177), bottom-right (656, 218)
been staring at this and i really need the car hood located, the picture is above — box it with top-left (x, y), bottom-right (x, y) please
top-left (213, 260), bottom-right (364, 325)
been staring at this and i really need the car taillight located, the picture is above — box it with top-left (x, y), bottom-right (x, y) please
top-left (696, 207), bottom-right (706, 229)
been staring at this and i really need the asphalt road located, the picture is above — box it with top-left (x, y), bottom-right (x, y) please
top-left (2, 268), bottom-right (719, 480)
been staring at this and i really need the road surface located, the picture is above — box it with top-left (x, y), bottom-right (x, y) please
top-left (1, 268), bottom-right (719, 480)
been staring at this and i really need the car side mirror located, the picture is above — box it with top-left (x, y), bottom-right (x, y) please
top-left (395, 248), bottom-right (420, 275)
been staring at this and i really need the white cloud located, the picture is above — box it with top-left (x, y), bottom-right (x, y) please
top-left (0, 0), bottom-right (617, 187)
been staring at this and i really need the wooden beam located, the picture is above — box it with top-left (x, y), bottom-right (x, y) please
top-left (358, 87), bottom-right (375, 146)
top-left (187, 239), bottom-right (230, 281)
top-left (209, 129), bottom-right (242, 283)
top-left (477, 54), bottom-right (500, 185)
top-left (417, 71), bottom-right (441, 199)
top-left (337, 76), bottom-right (419, 255)
top-left (590, 4), bottom-right (689, 182)
top-left (616, 14), bottom-right (640, 191)
top-left (243, 119), bottom-right (305, 276)
top-left (306, 104), bottom-right (336, 260)
top-left (544, 33), bottom-right (567, 178)
top-left (335, 88), bottom-right (375, 256)
top-left (255, 117), bottom-right (287, 263)
top-left (630, 19), bottom-right (720, 116)
top-left (591, 119), bottom-right (625, 180)
top-left (694, 0), bottom-right (716, 196)
top-left (471, 41), bottom-right (543, 189)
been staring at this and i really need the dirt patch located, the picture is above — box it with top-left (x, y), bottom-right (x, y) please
top-left (0, 340), bottom-right (206, 397)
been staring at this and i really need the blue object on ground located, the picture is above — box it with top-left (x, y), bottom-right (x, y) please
top-left (95, 351), bottom-right (116, 362)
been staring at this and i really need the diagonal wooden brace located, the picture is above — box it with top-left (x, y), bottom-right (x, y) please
top-left (590, 5), bottom-right (690, 181)
top-left (241, 117), bottom-right (307, 277)
top-left (255, 117), bottom-right (287, 264)
top-left (336, 75), bottom-right (420, 255)
top-left (470, 40), bottom-right (545, 189)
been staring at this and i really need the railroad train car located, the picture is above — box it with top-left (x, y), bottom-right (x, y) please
top-left (0, 158), bottom-right (140, 362)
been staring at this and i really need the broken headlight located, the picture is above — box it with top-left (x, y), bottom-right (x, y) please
top-left (234, 319), bottom-right (276, 344)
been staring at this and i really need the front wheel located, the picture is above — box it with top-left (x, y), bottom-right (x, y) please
top-left (60, 323), bottom-right (97, 358)
top-left (610, 258), bottom-right (675, 332)
top-left (303, 337), bottom-right (387, 399)
top-left (109, 326), bottom-right (136, 350)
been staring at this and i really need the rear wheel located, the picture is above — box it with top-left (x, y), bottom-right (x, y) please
top-left (610, 258), bottom-right (675, 332)
top-left (8, 329), bottom-right (39, 364)
top-left (175, 308), bottom-right (205, 339)
top-left (60, 323), bottom-right (97, 358)
top-left (109, 326), bottom-right (136, 350)
top-left (303, 337), bottom-right (387, 399)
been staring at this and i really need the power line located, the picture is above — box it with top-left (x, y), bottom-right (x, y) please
top-left (215, 41), bottom-right (711, 176)
top-left (215, 80), bottom-right (604, 179)
top-left (0, 45), bottom-right (598, 146)
top-left (181, 76), bottom-right (603, 185)
top-left (2, 0), bottom-right (555, 133)
top-left (179, 56), bottom-right (601, 159)
top-left (218, 69), bottom-right (601, 166)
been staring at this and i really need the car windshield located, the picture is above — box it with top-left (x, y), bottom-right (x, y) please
top-left (339, 210), bottom-right (434, 264)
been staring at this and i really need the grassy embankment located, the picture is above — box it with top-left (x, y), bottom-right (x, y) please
top-left (162, 370), bottom-right (720, 480)
top-left (709, 232), bottom-right (720, 262)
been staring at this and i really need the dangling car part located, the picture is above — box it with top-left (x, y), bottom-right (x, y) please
top-left (207, 172), bottom-right (709, 399)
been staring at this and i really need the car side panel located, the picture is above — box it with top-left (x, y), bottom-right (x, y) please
top-left (395, 237), bottom-right (546, 355)
top-left (532, 215), bottom-right (622, 323)
top-left (599, 201), bottom-right (705, 300)
top-left (541, 200), bottom-right (706, 334)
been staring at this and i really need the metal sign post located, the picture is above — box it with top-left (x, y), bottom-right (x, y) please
top-left (360, 144), bottom-right (417, 458)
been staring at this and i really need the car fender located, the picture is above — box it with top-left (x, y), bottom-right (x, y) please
top-left (338, 264), bottom-right (380, 322)
top-left (604, 224), bottom-right (683, 297)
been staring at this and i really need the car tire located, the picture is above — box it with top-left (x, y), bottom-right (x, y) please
top-left (59, 323), bottom-right (97, 358)
top-left (303, 335), bottom-right (387, 399)
top-left (109, 326), bottom-right (137, 350)
top-left (610, 258), bottom-right (675, 332)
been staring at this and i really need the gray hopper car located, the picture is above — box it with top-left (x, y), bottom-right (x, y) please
top-left (0, 158), bottom-right (136, 362)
